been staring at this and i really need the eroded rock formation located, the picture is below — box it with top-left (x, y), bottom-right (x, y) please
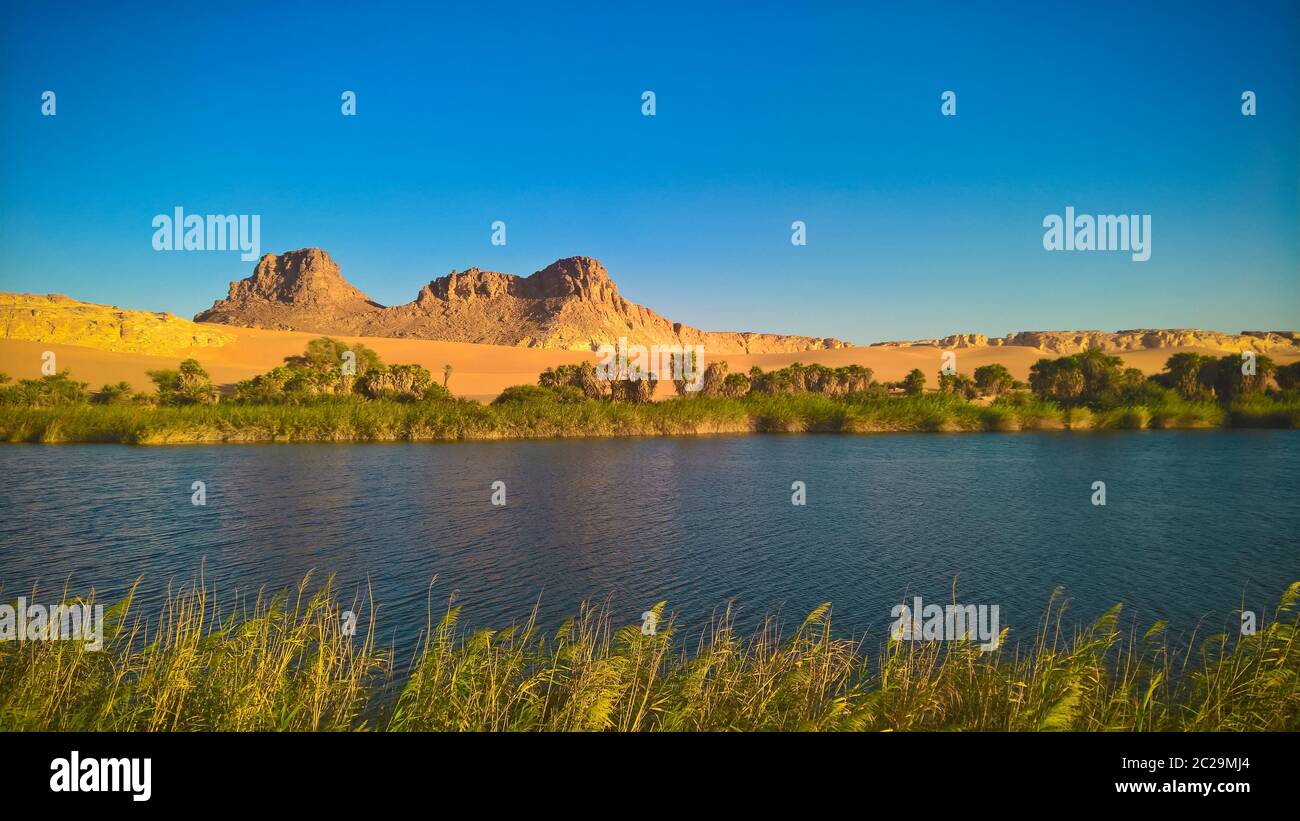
top-left (194, 249), bottom-right (850, 354)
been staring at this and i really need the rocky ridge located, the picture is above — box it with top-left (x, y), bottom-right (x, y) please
top-left (194, 249), bottom-right (849, 353)
top-left (871, 329), bottom-right (1300, 355)
top-left (1, 293), bottom-right (231, 355)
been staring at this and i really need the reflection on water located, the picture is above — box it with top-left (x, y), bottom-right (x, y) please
top-left (2, 432), bottom-right (1297, 656)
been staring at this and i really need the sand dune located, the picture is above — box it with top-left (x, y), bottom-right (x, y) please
top-left (0, 327), bottom-right (588, 402)
top-left (3, 323), bottom-right (1296, 403)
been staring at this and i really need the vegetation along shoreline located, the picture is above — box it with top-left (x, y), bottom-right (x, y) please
top-left (2, 337), bottom-right (1297, 444)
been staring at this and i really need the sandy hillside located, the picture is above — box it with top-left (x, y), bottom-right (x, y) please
top-left (3, 324), bottom-right (1296, 403)
top-left (0, 328), bottom-right (589, 403)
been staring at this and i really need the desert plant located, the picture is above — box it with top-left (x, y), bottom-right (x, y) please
top-left (974, 363), bottom-right (1014, 396)
top-left (901, 368), bottom-right (926, 396)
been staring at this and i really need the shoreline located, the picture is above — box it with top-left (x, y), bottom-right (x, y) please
top-left (2, 394), bottom-right (1294, 445)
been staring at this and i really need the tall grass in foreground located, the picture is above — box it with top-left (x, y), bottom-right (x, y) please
top-left (2, 577), bottom-right (1296, 731)
top-left (0, 574), bottom-right (386, 731)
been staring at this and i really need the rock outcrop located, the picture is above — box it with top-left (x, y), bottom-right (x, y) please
top-left (192, 248), bottom-right (381, 336)
top-left (1, 293), bottom-right (231, 355)
top-left (872, 329), bottom-right (1300, 354)
top-left (195, 249), bottom-right (850, 353)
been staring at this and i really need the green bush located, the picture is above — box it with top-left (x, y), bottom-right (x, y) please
top-left (0, 371), bottom-right (90, 406)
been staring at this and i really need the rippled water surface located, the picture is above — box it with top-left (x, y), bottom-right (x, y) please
top-left (2, 432), bottom-right (1297, 652)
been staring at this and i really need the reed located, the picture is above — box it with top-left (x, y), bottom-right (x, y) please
top-left (0, 390), bottom-right (1294, 445)
top-left (2, 576), bottom-right (1295, 731)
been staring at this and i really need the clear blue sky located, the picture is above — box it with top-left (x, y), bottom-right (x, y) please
top-left (1, 0), bottom-right (1296, 343)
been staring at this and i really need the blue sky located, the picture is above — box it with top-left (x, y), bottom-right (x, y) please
top-left (1, 0), bottom-right (1296, 343)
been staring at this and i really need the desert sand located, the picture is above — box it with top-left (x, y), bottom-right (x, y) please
top-left (4, 324), bottom-right (1296, 403)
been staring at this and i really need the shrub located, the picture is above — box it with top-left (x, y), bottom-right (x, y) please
top-left (721, 372), bottom-right (751, 398)
top-left (974, 363), bottom-right (1014, 396)
top-left (422, 382), bottom-right (453, 402)
top-left (0, 371), bottom-right (90, 406)
top-left (937, 371), bottom-right (978, 399)
top-left (539, 362), bottom-right (605, 400)
top-left (669, 351), bottom-right (703, 396)
top-left (358, 364), bottom-right (434, 401)
top-left (91, 381), bottom-right (134, 404)
top-left (1028, 349), bottom-right (1127, 406)
top-left (283, 337), bottom-right (382, 376)
top-left (747, 363), bottom-right (873, 397)
top-left (493, 384), bottom-right (558, 405)
top-left (1158, 353), bottom-right (1217, 400)
top-left (147, 358), bottom-right (216, 405)
top-left (699, 361), bottom-right (730, 397)
top-left (1204, 353), bottom-right (1275, 402)
top-left (1276, 362), bottom-right (1300, 391)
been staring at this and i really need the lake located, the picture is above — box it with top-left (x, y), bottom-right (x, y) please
top-left (2, 432), bottom-right (1297, 655)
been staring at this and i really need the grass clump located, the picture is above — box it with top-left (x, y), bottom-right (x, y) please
top-left (1228, 393), bottom-right (1300, 428)
top-left (0, 573), bottom-right (386, 731)
top-left (1, 389), bottom-right (1294, 445)
top-left (2, 576), bottom-right (1296, 732)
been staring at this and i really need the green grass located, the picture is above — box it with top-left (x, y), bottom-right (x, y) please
top-left (1088, 398), bottom-right (1226, 430)
top-left (1227, 393), bottom-right (1300, 428)
top-left (0, 390), bottom-right (1296, 445)
top-left (2, 574), bottom-right (1296, 731)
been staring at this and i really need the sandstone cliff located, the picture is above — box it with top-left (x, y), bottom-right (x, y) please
top-left (1, 293), bottom-right (231, 355)
top-left (872, 329), bottom-right (1300, 355)
top-left (194, 249), bottom-right (850, 354)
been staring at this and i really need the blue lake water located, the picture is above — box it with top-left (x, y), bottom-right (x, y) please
top-left (1, 432), bottom-right (1297, 655)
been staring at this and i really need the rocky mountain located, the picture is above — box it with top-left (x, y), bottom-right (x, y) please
top-left (194, 249), bottom-right (850, 354)
top-left (1, 293), bottom-right (231, 355)
top-left (872, 329), bottom-right (1300, 355)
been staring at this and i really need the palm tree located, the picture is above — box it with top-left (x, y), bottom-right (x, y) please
top-left (902, 368), bottom-right (926, 396)
top-left (974, 363), bottom-right (1013, 396)
top-left (442, 364), bottom-right (452, 388)
top-left (1162, 352), bottom-right (1213, 399)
